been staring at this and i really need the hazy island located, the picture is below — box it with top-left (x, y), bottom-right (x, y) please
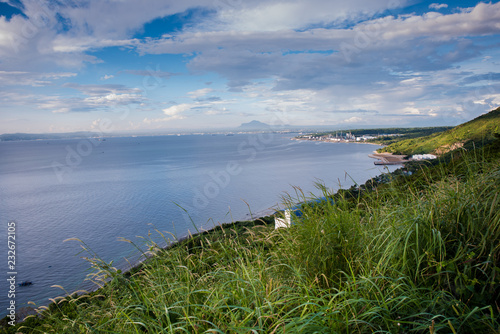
top-left (0, 132), bottom-right (102, 142)
top-left (2, 107), bottom-right (500, 333)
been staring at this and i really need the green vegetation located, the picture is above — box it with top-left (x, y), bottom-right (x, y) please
top-left (308, 126), bottom-right (452, 145)
top-left (378, 107), bottom-right (500, 155)
top-left (363, 127), bottom-right (452, 146)
top-left (2, 135), bottom-right (499, 333)
top-left (3, 110), bottom-right (500, 333)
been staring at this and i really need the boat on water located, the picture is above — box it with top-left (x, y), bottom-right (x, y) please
top-left (18, 281), bottom-right (33, 287)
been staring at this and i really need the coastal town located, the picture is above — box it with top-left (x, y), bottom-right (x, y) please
top-left (294, 131), bottom-right (437, 165)
top-left (293, 131), bottom-right (402, 143)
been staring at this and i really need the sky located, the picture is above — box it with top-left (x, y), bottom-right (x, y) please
top-left (0, 0), bottom-right (500, 134)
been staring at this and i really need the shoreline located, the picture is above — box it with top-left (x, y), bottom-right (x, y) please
top-left (16, 148), bottom-right (403, 321)
top-left (293, 137), bottom-right (409, 165)
top-left (76, 209), bottom-right (278, 296)
top-left (84, 145), bottom-right (398, 295)
top-left (292, 137), bottom-right (382, 146)
top-left (10, 138), bottom-right (386, 319)
top-left (9, 210), bottom-right (278, 322)
top-left (368, 152), bottom-right (409, 165)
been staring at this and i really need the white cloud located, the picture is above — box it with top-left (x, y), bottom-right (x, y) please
top-left (429, 3), bottom-right (448, 10)
top-left (0, 71), bottom-right (77, 86)
top-left (63, 83), bottom-right (142, 96)
top-left (187, 88), bottom-right (213, 99)
top-left (0, 0), bottom-right (201, 70)
top-left (51, 37), bottom-right (136, 53)
top-left (143, 110), bottom-right (186, 124)
top-left (84, 93), bottom-right (142, 106)
top-left (137, 1), bottom-right (500, 96)
top-left (204, 109), bottom-right (230, 116)
top-left (341, 116), bottom-right (363, 123)
top-left (51, 107), bottom-right (71, 114)
top-left (203, 0), bottom-right (409, 32)
top-left (36, 98), bottom-right (75, 114)
top-left (144, 95), bottom-right (234, 124)
top-left (100, 74), bottom-right (114, 80)
top-left (163, 103), bottom-right (192, 117)
top-left (33, 83), bottom-right (145, 113)
top-left (2, 0), bottom-right (500, 131)
top-left (378, 3), bottom-right (500, 40)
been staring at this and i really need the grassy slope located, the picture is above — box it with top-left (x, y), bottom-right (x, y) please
top-left (2, 139), bottom-right (499, 333)
top-left (378, 107), bottom-right (500, 155)
top-left (364, 127), bottom-right (452, 146)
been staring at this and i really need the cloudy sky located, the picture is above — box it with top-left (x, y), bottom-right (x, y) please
top-left (1, 0), bottom-right (499, 134)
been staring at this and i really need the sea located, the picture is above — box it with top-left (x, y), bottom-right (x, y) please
top-left (0, 133), bottom-right (397, 316)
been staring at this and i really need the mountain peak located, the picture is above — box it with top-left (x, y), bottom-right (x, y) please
top-left (238, 120), bottom-right (270, 130)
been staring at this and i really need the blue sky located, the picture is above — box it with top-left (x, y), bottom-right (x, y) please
top-left (1, 0), bottom-right (500, 134)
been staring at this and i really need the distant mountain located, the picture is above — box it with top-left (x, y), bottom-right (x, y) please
top-left (0, 131), bottom-right (100, 141)
top-left (238, 120), bottom-right (271, 130)
top-left (379, 107), bottom-right (500, 155)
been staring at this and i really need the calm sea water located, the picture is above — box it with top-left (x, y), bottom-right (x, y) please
top-left (0, 134), bottom-right (395, 315)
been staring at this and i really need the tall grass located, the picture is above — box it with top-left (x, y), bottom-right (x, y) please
top-left (5, 146), bottom-right (499, 333)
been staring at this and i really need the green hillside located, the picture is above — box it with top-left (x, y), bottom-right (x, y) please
top-left (378, 107), bottom-right (500, 155)
top-left (3, 138), bottom-right (500, 333)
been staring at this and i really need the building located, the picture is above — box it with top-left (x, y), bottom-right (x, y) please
top-left (274, 197), bottom-right (333, 229)
top-left (411, 154), bottom-right (437, 160)
top-left (274, 210), bottom-right (291, 229)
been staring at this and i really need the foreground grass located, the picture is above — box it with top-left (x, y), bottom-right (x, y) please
top-left (3, 144), bottom-right (500, 333)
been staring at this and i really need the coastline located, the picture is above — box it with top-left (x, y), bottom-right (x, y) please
top-left (292, 137), bottom-right (382, 146)
top-left (3, 134), bottom-right (385, 319)
top-left (83, 209), bottom-right (277, 292)
top-left (292, 136), bottom-right (409, 165)
top-left (6, 138), bottom-right (390, 320)
top-left (368, 152), bottom-right (409, 165)
top-left (14, 149), bottom-right (404, 323)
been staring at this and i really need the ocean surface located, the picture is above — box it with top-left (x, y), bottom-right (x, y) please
top-left (0, 133), bottom-right (397, 316)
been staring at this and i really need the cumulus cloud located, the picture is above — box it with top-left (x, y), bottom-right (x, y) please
top-left (100, 74), bottom-right (114, 80)
top-left (2, 0), bottom-right (500, 130)
top-left (163, 103), bottom-right (191, 117)
top-left (136, 1), bottom-right (500, 99)
top-left (140, 2), bottom-right (500, 57)
top-left (187, 88), bottom-right (213, 99)
top-left (143, 103), bottom-right (189, 123)
top-left (341, 116), bottom-right (363, 123)
top-left (144, 93), bottom-right (232, 124)
top-left (429, 3), bottom-right (448, 10)
top-left (201, 0), bottom-right (409, 32)
top-left (0, 0), bottom-right (204, 70)
top-left (84, 93), bottom-right (142, 106)
top-left (38, 83), bottom-right (146, 112)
